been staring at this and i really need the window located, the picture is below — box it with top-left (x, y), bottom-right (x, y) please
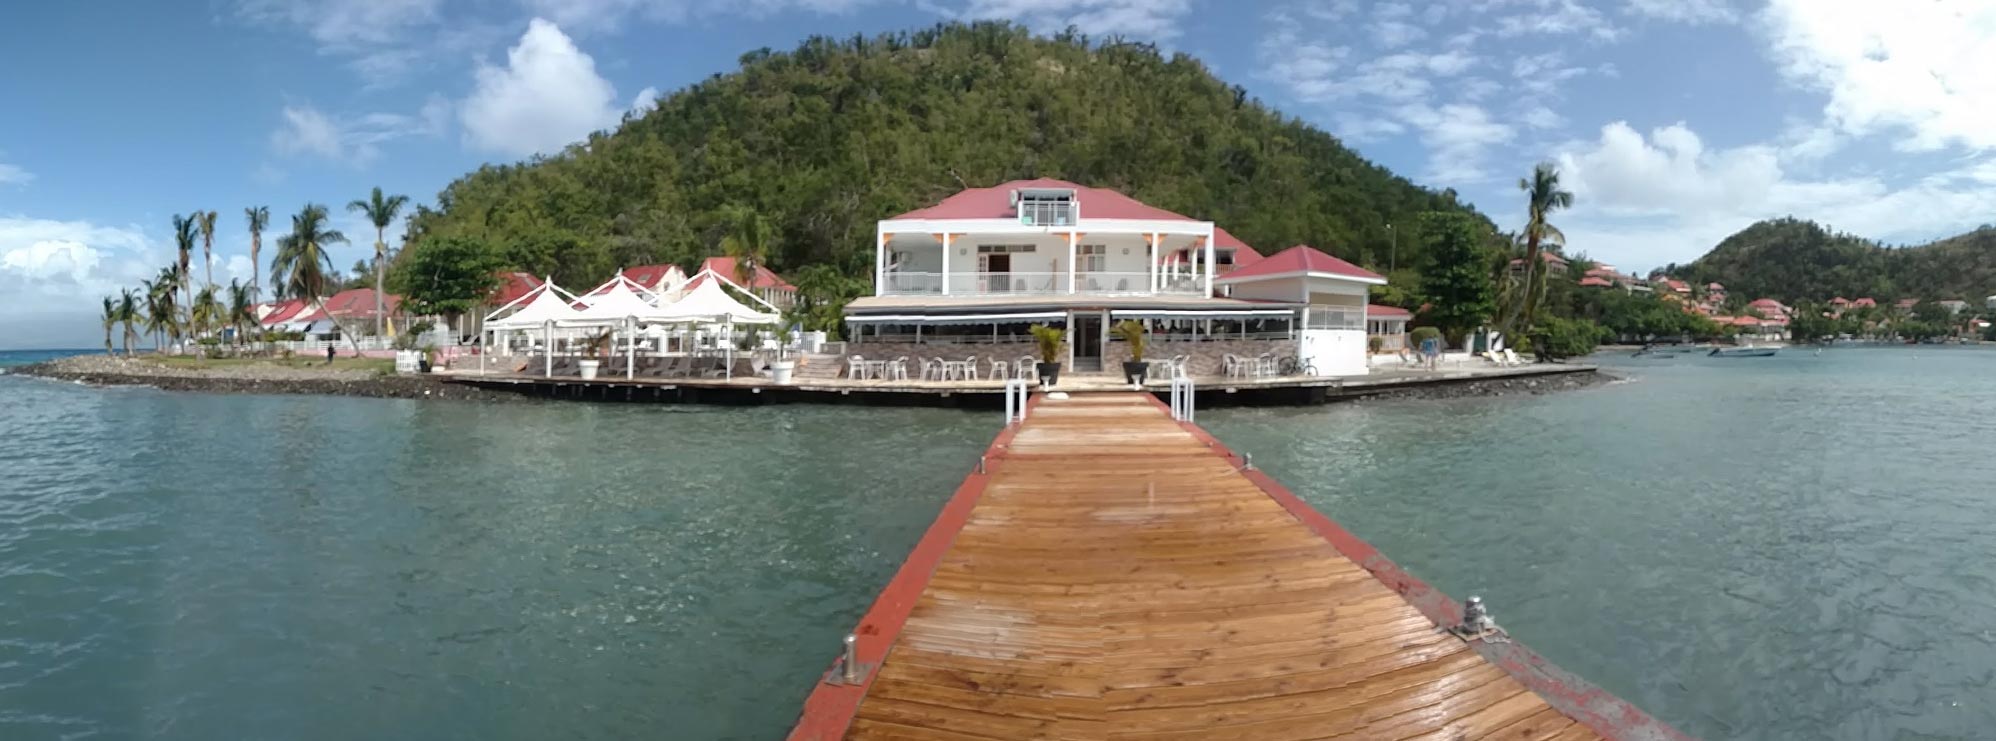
top-left (1014, 188), bottom-right (1079, 226)
top-left (977, 244), bottom-right (1037, 254)
top-left (1077, 244), bottom-right (1106, 273)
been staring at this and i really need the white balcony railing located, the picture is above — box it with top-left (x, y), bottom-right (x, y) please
top-left (880, 271), bottom-right (1209, 297)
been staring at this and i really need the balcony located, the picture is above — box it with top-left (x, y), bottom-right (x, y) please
top-left (879, 271), bottom-right (1209, 297)
top-left (1016, 200), bottom-right (1076, 226)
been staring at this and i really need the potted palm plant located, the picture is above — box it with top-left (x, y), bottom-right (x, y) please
top-left (768, 318), bottom-right (797, 385)
top-left (578, 329), bottom-right (613, 379)
top-left (1114, 319), bottom-right (1151, 384)
top-left (1030, 324), bottom-right (1066, 387)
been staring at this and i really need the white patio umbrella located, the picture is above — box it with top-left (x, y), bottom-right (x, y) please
top-left (484, 278), bottom-right (584, 377)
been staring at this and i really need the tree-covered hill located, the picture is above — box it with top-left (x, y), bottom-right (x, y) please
top-left (403, 22), bottom-right (1489, 291)
top-left (1664, 218), bottom-right (1996, 304)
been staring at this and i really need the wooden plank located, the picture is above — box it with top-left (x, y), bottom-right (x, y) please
top-left (801, 393), bottom-right (1635, 740)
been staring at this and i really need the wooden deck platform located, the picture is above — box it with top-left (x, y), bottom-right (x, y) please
top-left (789, 393), bottom-right (1683, 740)
top-left (439, 363), bottom-right (1598, 408)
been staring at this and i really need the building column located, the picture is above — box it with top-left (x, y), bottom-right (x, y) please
top-left (874, 228), bottom-right (887, 296)
top-left (1148, 232), bottom-right (1159, 294)
top-left (1203, 226), bottom-right (1216, 297)
top-left (1067, 232), bottom-right (1078, 294)
top-left (940, 233), bottom-right (953, 295)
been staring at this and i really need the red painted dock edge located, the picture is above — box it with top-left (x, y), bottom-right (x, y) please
top-left (786, 396), bottom-right (1042, 741)
top-left (1139, 392), bottom-right (1693, 741)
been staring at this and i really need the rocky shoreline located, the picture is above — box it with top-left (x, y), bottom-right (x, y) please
top-left (12, 354), bottom-right (1612, 406)
top-left (1347, 366), bottom-right (1614, 402)
top-left (10, 355), bottom-right (520, 402)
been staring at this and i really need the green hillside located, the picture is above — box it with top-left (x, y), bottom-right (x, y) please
top-left (1665, 218), bottom-right (1996, 304)
top-left (402, 22), bottom-right (1488, 292)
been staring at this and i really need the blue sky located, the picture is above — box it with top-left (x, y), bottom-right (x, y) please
top-left (4, 0), bottom-right (1995, 348)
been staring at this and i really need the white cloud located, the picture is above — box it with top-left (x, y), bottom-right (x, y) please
top-left (1763, 0), bottom-right (1996, 152)
top-left (1397, 103), bottom-right (1515, 183)
top-left (2, 241), bottom-right (102, 285)
top-left (1493, 0), bottom-right (1622, 41)
top-left (1626, 0), bottom-right (1738, 25)
top-left (238, 0), bottom-right (444, 47)
top-left (1521, 105), bottom-right (1564, 130)
top-left (0, 160), bottom-right (30, 186)
top-left (0, 218), bottom-right (159, 341)
top-left (461, 19), bottom-right (624, 158)
top-left (1371, 19), bottom-right (1427, 48)
top-left (630, 86), bottom-right (661, 113)
top-left (928, 0), bottom-right (1193, 39)
top-left (1549, 120), bottom-right (1996, 271)
top-left (271, 98), bottom-right (450, 165)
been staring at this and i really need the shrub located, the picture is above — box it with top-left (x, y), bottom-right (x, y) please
top-left (1526, 316), bottom-right (1605, 361)
top-left (1029, 324), bottom-right (1066, 363)
top-left (1407, 326), bottom-right (1443, 353)
top-left (1112, 320), bottom-right (1147, 362)
top-left (1366, 335), bottom-right (1385, 354)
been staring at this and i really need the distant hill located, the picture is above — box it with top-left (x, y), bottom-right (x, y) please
top-left (403, 22), bottom-right (1489, 290)
top-left (1663, 218), bottom-right (1996, 304)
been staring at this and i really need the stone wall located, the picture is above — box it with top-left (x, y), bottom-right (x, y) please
top-left (1107, 338), bottom-right (1293, 376)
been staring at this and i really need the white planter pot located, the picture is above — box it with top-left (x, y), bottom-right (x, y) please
top-left (770, 359), bottom-right (796, 385)
top-left (578, 359), bottom-right (601, 380)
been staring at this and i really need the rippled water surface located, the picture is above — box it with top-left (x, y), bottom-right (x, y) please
top-left (1202, 346), bottom-right (1996, 740)
top-left (6, 347), bottom-right (1996, 739)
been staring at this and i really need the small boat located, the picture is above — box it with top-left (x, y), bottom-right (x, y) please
top-left (1710, 346), bottom-right (1779, 357)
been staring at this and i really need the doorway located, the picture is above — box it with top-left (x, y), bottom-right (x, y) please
top-left (981, 253), bottom-right (1011, 293)
top-left (1071, 311), bottom-right (1104, 372)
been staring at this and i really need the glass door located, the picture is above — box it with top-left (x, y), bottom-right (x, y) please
top-left (1071, 312), bottom-right (1104, 372)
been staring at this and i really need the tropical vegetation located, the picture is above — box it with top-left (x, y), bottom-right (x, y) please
top-left (349, 187), bottom-right (410, 336)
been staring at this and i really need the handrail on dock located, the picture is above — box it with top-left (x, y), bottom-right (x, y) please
top-left (1001, 378), bottom-right (1030, 425)
top-left (1168, 375), bottom-right (1195, 421)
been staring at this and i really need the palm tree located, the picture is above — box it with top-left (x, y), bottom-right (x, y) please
top-left (144, 268), bottom-right (181, 352)
top-left (172, 214), bottom-right (198, 322)
top-left (191, 285), bottom-right (224, 343)
top-left (226, 279), bottom-right (257, 347)
top-left (348, 187), bottom-right (408, 337)
top-left (117, 289), bottom-right (140, 357)
top-left (245, 206), bottom-right (269, 300)
top-left (100, 297), bottom-right (117, 355)
top-left (1508, 162), bottom-right (1574, 331)
top-left (272, 203), bottom-right (358, 348)
top-left (196, 210), bottom-right (219, 293)
top-left (718, 204), bottom-right (773, 292)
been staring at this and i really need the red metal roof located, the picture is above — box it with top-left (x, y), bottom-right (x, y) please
top-left (1852, 297), bottom-right (1876, 307)
top-left (490, 272), bottom-right (542, 307)
top-left (1216, 244), bottom-right (1385, 283)
top-left (1366, 304), bottom-right (1411, 317)
top-left (321, 288), bottom-right (400, 318)
top-left (1579, 276), bottom-right (1613, 287)
top-left (259, 299), bottom-right (310, 326)
top-left (689, 257), bottom-right (795, 291)
top-left (617, 265), bottom-right (681, 291)
top-left (891, 178), bottom-right (1202, 222)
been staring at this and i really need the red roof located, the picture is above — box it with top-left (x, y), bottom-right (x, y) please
top-left (690, 257), bottom-right (795, 291)
top-left (1216, 244), bottom-right (1386, 283)
top-left (1731, 316), bottom-right (1764, 326)
top-left (891, 178), bottom-right (1201, 222)
top-left (1896, 298), bottom-right (1919, 309)
top-left (491, 272), bottom-right (542, 307)
top-left (259, 299), bottom-right (310, 326)
top-left (1830, 296), bottom-right (1849, 305)
top-left (1852, 297), bottom-right (1876, 307)
top-left (1664, 279), bottom-right (1690, 292)
top-left (618, 265), bottom-right (682, 291)
top-left (322, 288), bottom-right (400, 318)
top-left (1708, 282), bottom-right (1725, 290)
top-left (1578, 276), bottom-right (1613, 287)
top-left (1366, 304), bottom-right (1411, 318)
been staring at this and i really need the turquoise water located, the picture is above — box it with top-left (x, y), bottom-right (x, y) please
top-left (4, 346), bottom-right (1996, 739)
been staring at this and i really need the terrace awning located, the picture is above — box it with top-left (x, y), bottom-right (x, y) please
top-left (485, 280), bottom-right (582, 330)
top-left (1109, 308), bottom-right (1297, 319)
top-left (844, 311), bottom-right (1067, 325)
top-left (653, 278), bottom-right (779, 325)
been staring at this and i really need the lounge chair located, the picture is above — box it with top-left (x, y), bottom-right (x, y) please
top-left (1503, 348), bottom-right (1524, 366)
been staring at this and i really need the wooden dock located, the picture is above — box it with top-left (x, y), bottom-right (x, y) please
top-left (789, 393), bottom-right (1683, 740)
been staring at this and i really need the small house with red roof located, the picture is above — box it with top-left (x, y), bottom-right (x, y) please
top-left (1747, 298), bottom-right (1791, 319)
top-left (687, 257), bottom-right (796, 308)
top-left (845, 180), bottom-right (1387, 376)
top-left (1852, 297), bottom-right (1877, 308)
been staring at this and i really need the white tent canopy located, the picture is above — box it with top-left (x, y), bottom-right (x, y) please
top-left (567, 273), bottom-right (664, 326)
top-left (653, 270), bottom-right (781, 325)
top-left (484, 279), bottom-right (582, 330)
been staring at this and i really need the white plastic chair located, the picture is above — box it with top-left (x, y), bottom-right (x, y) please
top-left (989, 359), bottom-right (1011, 379)
top-left (847, 355), bottom-right (867, 380)
top-left (1504, 348), bottom-right (1524, 366)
